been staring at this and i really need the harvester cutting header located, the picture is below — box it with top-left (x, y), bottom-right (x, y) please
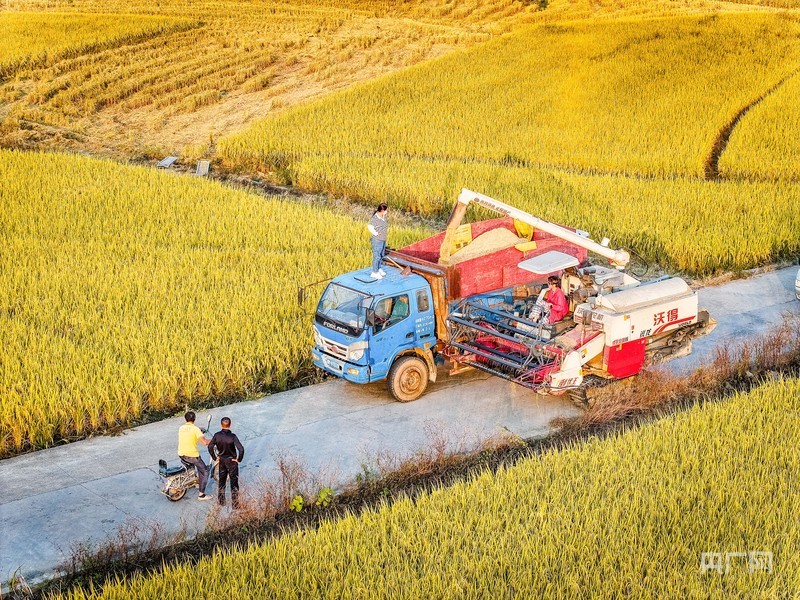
top-left (310, 189), bottom-right (713, 405)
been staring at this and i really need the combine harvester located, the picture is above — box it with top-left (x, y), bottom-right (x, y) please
top-left (310, 189), bottom-right (713, 405)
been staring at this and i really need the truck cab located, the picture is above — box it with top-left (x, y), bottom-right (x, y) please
top-left (312, 267), bottom-right (437, 400)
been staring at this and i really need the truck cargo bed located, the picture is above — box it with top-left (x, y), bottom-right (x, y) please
top-left (394, 217), bottom-right (589, 300)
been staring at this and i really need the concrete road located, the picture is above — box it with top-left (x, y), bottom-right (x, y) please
top-left (665, 265), bottom-right (800, 373)
top-left (0, 367), bottom-right (580, 587)
top-left (1, 265), bottom-right (797, 587)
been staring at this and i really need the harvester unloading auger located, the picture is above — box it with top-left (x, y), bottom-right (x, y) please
top-left (310, 189), bottom-right (715, 405)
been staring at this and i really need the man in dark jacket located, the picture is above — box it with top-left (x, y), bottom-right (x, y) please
top-left (208, 417), bottom-right (245, 507)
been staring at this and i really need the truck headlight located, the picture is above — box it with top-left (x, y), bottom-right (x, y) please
top-left (347, 341), bottom-right (368, 361)
top-left (313, 329), bottom-right (322, 347)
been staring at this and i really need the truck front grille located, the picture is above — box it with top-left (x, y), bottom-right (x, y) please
top-left (321, 338), bottom-right (348, 359)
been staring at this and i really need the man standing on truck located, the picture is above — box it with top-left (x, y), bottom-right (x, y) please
top-left (208, 417), bottom-right (245, 508)
top-left (178, 411), bottom-right (211, 501)
top-left (368, 203), bottom-right (389, 279)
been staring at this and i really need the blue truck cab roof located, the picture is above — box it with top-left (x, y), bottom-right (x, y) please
top-left (332, 266), bottom-right (428, 298)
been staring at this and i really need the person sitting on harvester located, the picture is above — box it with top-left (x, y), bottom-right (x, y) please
top-left (531, 276), bottom-right (569, 324)
top-left (543, 276), bottom-right (569, 324)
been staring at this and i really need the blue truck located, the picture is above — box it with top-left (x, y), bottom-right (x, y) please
top-left (310, 190), bottom-right (709, 403)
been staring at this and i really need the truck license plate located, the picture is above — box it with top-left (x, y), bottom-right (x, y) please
top-left (323, 356), bottom-right (343, 373)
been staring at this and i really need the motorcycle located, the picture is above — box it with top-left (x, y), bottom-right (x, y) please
top-left (159, 414), bottom-right (220, 502)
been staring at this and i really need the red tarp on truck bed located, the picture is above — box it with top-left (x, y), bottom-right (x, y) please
top-left (399, 217), bottom-right (589, 299)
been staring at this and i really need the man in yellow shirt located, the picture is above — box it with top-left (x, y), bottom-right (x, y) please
top-left (178, 411), bottom-right (211, 500)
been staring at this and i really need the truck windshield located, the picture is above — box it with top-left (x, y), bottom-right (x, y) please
top-left (316, 283), bottom-right (368, 335)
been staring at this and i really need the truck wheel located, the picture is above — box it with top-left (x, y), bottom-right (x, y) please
top-left (388, 356), bottom-right (429, 402)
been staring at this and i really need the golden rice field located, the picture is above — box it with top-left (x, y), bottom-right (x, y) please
top-left (2, 0), bottom-right (799, 452)
top-left (216, 11), bottom-right (800, 274)
top-left (0, 12), bottom-right (196, 79)
top-left (0, 0), bottom-right (538, 156)
top-left (720, 72), bottom-right (800, 182)
top-left (724, 0), bottom-right (800, 7)
top-left (290, 154), bottom-right (800, 274)
top-left (543, 0), bottom-right (800, 18)
top-left (0, 149), bottom-right (427, 456)
top-left (61, 376), bottom-right (800, 599)
top-left (218, 13), bottom-right (800, 179)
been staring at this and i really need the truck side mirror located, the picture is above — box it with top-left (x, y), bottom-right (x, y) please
top-left (366, 309), bottom-right (376, 327)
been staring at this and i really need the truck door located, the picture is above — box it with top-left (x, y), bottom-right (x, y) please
top-left (413, 288), bottom-right (436, 348)
top-left (369, 293), bottom-right (414, 381)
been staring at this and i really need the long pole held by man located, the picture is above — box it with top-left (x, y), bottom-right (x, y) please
top-left (208, 417), bottom-right (245, 507)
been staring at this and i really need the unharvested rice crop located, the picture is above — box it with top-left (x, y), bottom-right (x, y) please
top-left (720, 71), bottom-right (800, 182)
top-left (217, 12), bottom-right (800, 275)
top-left (0, 149), bottom-right (427, 456)
top-left (0, 12), bottom-right (195, 79)
top-left (543, 0), bottom-right (800, 18)
top-left (722, 0), bottom-right (800, 8)
top-left (63, 376), bottom-right (800, 598)
top-left (218, 13), bottom-right (800, 179)
top-left (289, 154), bottom-right (800, 274)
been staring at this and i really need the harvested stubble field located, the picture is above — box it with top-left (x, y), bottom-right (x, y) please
top-left (0, 0), bottom-right (540, 157)
top-left (0, 149), bottom-right (427, 456)
top-left (59, 376), bottom-right (800, 599)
